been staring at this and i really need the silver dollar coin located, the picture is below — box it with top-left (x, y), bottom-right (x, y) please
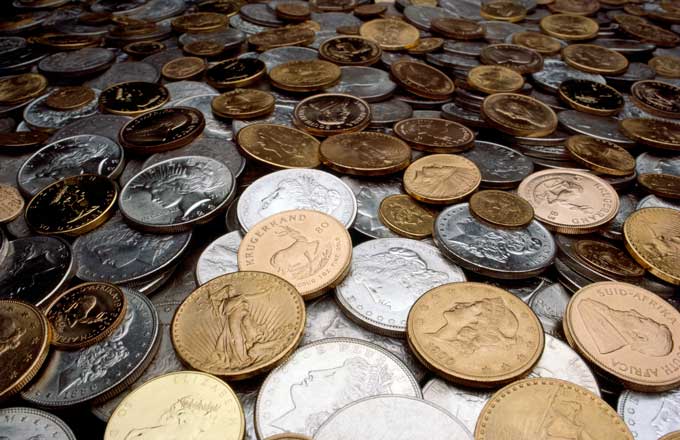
top-left (38, 47), bottom-right (114, 76)
top-left (23, 88), bottom-right (101, 132)
top-left (85, 61), bottom-right (160, 90)
top-left (232, 102), bottom-right (295, 134)
top-left (259, 46), bottom-right (318, 72)
top-left (169, 94), bottom-right (233, 139)
top-left (370, 98), bottom-right (413, 127)
top-left (558, 110), bottom-right (635, 146)
top-left (532, 59), bottom-right (605, 94)
top-left (617, 389), bottom-right (680, 440)
top-left (341, 176), bottom-right (402, 239)
top-left (164, 80), bottom-right (218, 102)
top-left (460, 140), bottom-right (534, 189)
top-left (195, 231), bottom-right (242, 285)
top-left (528, 282), bottom-right (570, 339)
top-left (48, 114), bottom-right (132, 144)
top-left (0, 407), bottom-right (76, 440)
top-left (637, 194), bottom-right (680, 211)
top-left (325, 66), bottom-right (396, 102)
top-left (636, 152), bottom-right (680, 176)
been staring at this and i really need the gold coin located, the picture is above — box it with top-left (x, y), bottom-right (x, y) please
top-left (614, 14), bottom-right (680, 47)
top-left (276, 2), bottom-right (311, 20)
top-left (407, 37), bottom-right (444, 55)
top-left (318, 36), bottom-right (382, 66)
top-left (353, 3), bottom-right (387, 18)
top-left (293, 93), bottom-right (371, 136)
top-left (558, 79), bottom-right (624, 116)
top-left (99, 81), bottom-right (170, 116)
top-left (475, 378), bottom-right (633, 439)
top-left (391, 60), bottom-right (455, 100)
top-left (378, 194), bottom-right (437, 239)
top-left (211, 88), bottom-right (275, 119)
top-left (393, 117), bottom-right (475, 153)
top-left (565, 135), bottom-right (635, 176)
top-left (31, 34), bottom-right (102, 51)
top-left (619, 118), bottom-right (680, 151)
top-left (638, 173), bottom-right (680, 199)
top-left (247, 25), bottom-right (316, 51)
top-left (467, 65), bottom-right (524, 94)
top-left (171, 271), bottom-right (305, 379)
top-left (573, 239), bottom-right (645, 279)
top-left (407, 282), bottom-right (544, 388)
top-left (206, 58), bottom-right (267, 89)
top-left (403, 154), bottom-right (480, 205)
top-left (123, 40), bottom-right (166, 58)
top-left (319, 132), bottom-right (411, 176)
top-left (512, 31), bottom-right (562, 55)
top-left (480, 1), bottom-right (527, 22)
top-left (359, 18), bottom-right (420, 51)
top-left (562, 44), bottom-right (629, 75)
top-left (660, 432), bottom-right (680, 440)
top-left (269, 60), bottom-right (341, 92)
top-left (469, 190), bottom-right (534, 228)
top-left (161, 56), bottom-right (206, 81)
top-left (548, 0), bottom-right (600, 14)
top-left (0, 131), bottom-right (49, 153)
top-left (0, 300), bottom-right (51, 399)
top-left (171, 12), bottom-right (228, 33)
top-left (0, 185), bottom-right (24, 223)
top-left (481, 93), bottom-right (557, 137)
top-left (237, 210), bottom-right (352, 299)
top-left (649, 55), bottom-right (680, 78)
top-left (540, 13), bottom-right (599, 41)
top-left (236, 123), bottom-right (320, 169)
top-left (565, 281), bottom-right (680, 391)
top-left (45, 86), bottom-right (96, 110)
top-left (430, 18), bottom-right (485, 40)
top-left (0, 73), bottom-right (47, 106)
top-left (105, 371), bottom-right (244, 440)
top-left (183, 40), bottom-right (225, 57)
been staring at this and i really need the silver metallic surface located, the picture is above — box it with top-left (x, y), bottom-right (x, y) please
top-left (528, 282), bottom-right (569, 339)
top-left (232, 102), bottom-right (295, 134)
top-left (85, 62), bottom-right (160, 90)
top-left (23, 89), bottom-right (101, 132)
top-left (636, 152), bottom-right (680, 176)
top-left (558, 110), bottom-right (635, 146)
top-left (170, 94), bottom-right (233, 139)
top-left (325, 66), bottom-right (396, 102)
top-left (259, 46), bottom-right (319, 72)
top-left (0, 407), bottom-right (76, 440)
top-left (532, 59), bottom-right (605, 94)
top-left (461, 140), bottom-right (534, 188)
top-left (341, 176), bottom-right (402, 239)
top-left (48, 114), bottom-right (132, 144)
top-left (195, 231), bottom-right (242, 285)
top-left (618, 389), bottom-right (680, 440)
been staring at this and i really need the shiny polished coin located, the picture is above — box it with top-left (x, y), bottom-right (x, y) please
top-left (408, 282), bottom-right (544, 387)
top-left (549, 0), bottom-right (600, 14)
top-left (359, 18), bottom-right (419, 51)
top-left (236, 123), bottom-right (321, 168)
top-left (0, 185), bottom-right (24, 223)
top-left (318, 36), bottom-right (381, 66)
top-left (391, 60), bottom-right (454, 100)
top-left (540, 13), bottom-right (599, 41)
top-left (480, 43), bottom-right (543, 75)
top-left (460, 140), bottom-right (535, 189)
top-left (533, 59), bottom-right (605, 95)
top-left (45, 86), bottom-right (95, 111)
top-left (615, 14), bottom-right (680, 47)
top-left (0, 300), bottom-right (50, 399)
top-left (562, 44), bottom-right (629, 75)
top-left (0, 407), bottom-right (75, 440)
top-left (26, 174), bottom-right (117, 237)
top-left (475, 378), bottom-right (632, 439)
top-left (560, 110), bottom-right (634, 146)
top-left (631, 80), bottom-right (680, 119)
top-left (394, 118), bottom-right (475, 153)
top-left (342, 176), bottom-right (403, 239)
top-left (512, 31), bottom-right (562, 55)
top-left (248, 25), bottom-right (316, 51)
top-left (195, 231), bottom-right (241, 285)
top-left (161, 56), bottom-right (206, 81)
top-left (258, 46), bottom-right (319, 73)
top-left (320, 132), bottom-right (411, 176)
top-left (172, 271), bottom-right (304, 379)
top-left (206, 58), bottom-right (266, 89)
top-left (24, 89), bottom-right (101, 133)
top-left (573, 238), bottom-right (645, 280)
top-left (518, 169), bottom-right (619, 234)
top-left (650, 55), bottom-right (680, 78)
top-left (469, 190), bottom-right (534, 228)
top-left (558, 79), bottom-right (624, 116)
top-left (431, 17), bottom-right (484, 40)
top-left (565, 281), bottom-right (680, 391)
top-left (378, 194), bottom-right (436, 239)
top-left (408, 37), bottom-right (444, 55)
top-left (617, 391), bottom-right (680, 439)
top-left (169, 93), bottom-right (233, 140)
top-left (119, 107), bottom-right (205, 154)
top-left (467, 65), bottom-right (524, 94)
top-left (620, 118), bottom-right (680, 151)
top-left (480, 1), bottom-right (527, 22)
top-left (269, 59), bottom-right (341, 92)
top-left (638, 173), bottom-right (680, 199)
top-left (99, 81), bottom-right (169, 116)
top-left (482, 93), bottom-right (557, 137)
top-left (120, 156), bottom-right (235, 233)
top-left (238, 210), bottom-right (352, 299)
top-left (45, 282), bottom-right (126, 350)
top-left (565, 135), bottom-right (635, 176)
top-left (293, 93), bottom-right (370, 136)
top-left (403, 154), bottom-right (480, 205)
top-left (171, 12), bottom-right (228, 33)
top-left (0, 73), bottom-right (46, 105)
top-left (211, 88), bottom-right (275, 119)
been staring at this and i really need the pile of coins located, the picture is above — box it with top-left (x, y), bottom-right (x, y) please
top-left (0, 0), bottom-right (680, 439)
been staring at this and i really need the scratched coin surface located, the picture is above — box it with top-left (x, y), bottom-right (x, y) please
top-left (403, 154), bottom-right (480, 205)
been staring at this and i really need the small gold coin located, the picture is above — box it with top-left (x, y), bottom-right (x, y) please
top-left (394, 118), bottom-right (475, 153)
top-left (248, 25), bottom-right (316, 51)
top-left (171, 12), bottom-right (228, 33)
top-left (105, 371), bottom-right (244, 440)
top-left (99, 81), bottom-right (170, 116)
top-left (565, 135), bottom-right (635, 176)
top-left (378, 194), bottom-right (436, 239)
top-left (565, 281), bottom-right (680, 391)
top-left (638, 173), bottom-right (680, 200)
top-left (45, 86), bottom-right (96, 110)
top-left (475, 378), bottom-right (633, 439)
top-left (0, 185), bottom-right (24, 223)
top-left (481, 93), bottom-right (557, 137)
top-left (212, 88), bottom-right (275, 119)
top-left (183, 40), bottom-right (224, 57)
top-left (511, 31), bottom-right (562, 55)
top-left (276, 2), bottom-right (311, 20)
top-left (403, 154), bottom-right (480, 205)
top-left (469, 190), bottom-right (534, 228)
top-left (540, 13), bottom-right (599, 41)
top-left (359, 18), bottom-right (420, 51)
top-left (562, 44), bottom-right (629, 75)
top-left (467, 65), bottom-right (524, 94)
top-left (624, 207), bottom-right (680, 285)
top-left (320, 132), bottom-right (411, 176)
top-left (619, 118), bottom-right (680, 151)
top-left (573, 239), bottom-right (645, 279)
top-left (161, 56), bottom-right (206, 81)
top-left (480, 1), bottom-right (527, 22)
top-left (171, 271), bottom-right (305, 379)
top-left (407, 37), bottom-right (444, 54)
top-left (548, 0), bottom-right (600, 14)
top-left (0, 73), bottom-right (47, 106)
top-left (269, 60), bottom-right (341, 92)
top-left (237, 210), bottom-right (352, 299)
top-left (391, 60), bottom-right (454, 100)
top-left (407, 282), bottom-right (544, 388)
top-left (236, 124), bottom-right (321, 169)
top-left (649, 55), bottom-right (680, 78)
top-left (206, 58), bottom-right (267, 89)
top-left (0, 132), bottom-right (49, 152)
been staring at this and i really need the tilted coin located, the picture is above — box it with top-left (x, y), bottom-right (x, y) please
top-left (0, 73), bottom-right (47, 106)
top-left (342, 176), bottom-right (403, 239)
top-left (0, 131), bottom-right (49, 153)
top-left (479, 43), bottom-right (543, 75)
top-left (549, 0), bottom-right (599, 14)
top-left (45, 86), bottom-right (96, 111)
top-left (469, 190), bottom-right (534, 228)
top-left (636, 151), bottom-right (680, 176)
top-left (99, 81), bottom-right (169, 116)
top-left (620, 118), bottom-right (680, 151)
top-left (255, 337), bottom-right (421, 438)
top-left (403, 154), bottom-right (480, 205)
top-left (390, 60), bottom-right (454, 100)
top-left (238, 210), bottom-right (352, 299)
top-left (38, 48), bottom-right (114, 78)
top-left (407, 282), bottom-right (544, 387)
top-left (408, 37), bottom-right (444, 55)
top-left (26, 174), bottom-right (117, 237)
top-left (276, 1), bottom-right (311, 20)
top-left (370, 98), bottom-right (413, 127)
top-left (573, 238), bottom-right (645, 280)
top-left (482, 93), bottom-right (557, 137)
top-left (631, 80), bottom-right (680, 119)
top-left (562, 44), bottom-right (629, 75)
top-left (0, 407), bottom-right (75, 440)
top-left (237, 123), bottom-right (321, 168)
top-left (48, 114), bottom-right (131, 145)
top-left (467, 65), bottom-right (524, 94)
top-left (512, 31), bottom-right (562, 55)
top-left (325, 66), bottom-right (395, 103)
top-left (650, 55), bottom-right (680, 78)
top-left (565, 281), bottom-right (680, 391)
top-left (566, 135), bottom-right (635, 176)
top-left (637, 194), bottom-right (680, 211)
top-left (269, 59), bottom-right (341, 92)
top-left (206, 58), bottom-right (267, 89)
top-left (431, 17), bottom-right (484, 40)
top-left (378, 194), bottom-right (436, 239)
top-left (558, 79), bottom-right (624, 117)
top-left (617, 389), bottom-right (680, 440)
top-left (195, 231), bottom-right (241, 285)
top-left (0, 184), bottom-right (23, 223)
top-left (123, 40), bottom-right (166, 58)
top-left (638, 173), bottom-right (680, 199)
top-left (615, 14), bottom-right (680, 47)
top-left (171, 12), bottom-right (228, 33)
top-left (119, 107), bottom-right (205, 154)
top-left (460, 140), bottom-right (535, 189)
top-left (318, 36), bottom-right (381, 66)
top-left (183, 40), bottom-right (226, 57)
top-left (212, 88), bottom-right (275, 119)
top-left (662, 433), bottom-right (680, 440)
top-left (359, 18), bottom-right (419, 51)
top-left (560, 110), bottom-right (634, 146)
top-left (320, 132), bottom-right (411, 176)
top-left (532, 59), bottom-right (605, 95)
top-left (293, 93), bottom-right (371, 136)
top-left (23, 89), bottom-right (101, 133)
top-left (248, 25), bottom-right (316, 51)
top-left (161, 56), bottom-right (206, 81)
top-left (539, 13), bottom-right (599, 41)
top-left (265, 435), bottom-right (311, 440)
top-left (480, 0), bottom-right (526, 21)
top-left (120, 156), bottom-right (235, 233)
top-left (394, 118), bottom-right (475, 153)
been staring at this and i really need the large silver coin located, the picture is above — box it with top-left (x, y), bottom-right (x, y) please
top-left (0, 407), bottom-right (76, 440)
top-left (38, 47), bottom-right (114, 76)
top-left (237, 168), bottom-right (357, 231)
top-left (341, 176), bottom-right (402, 239)
top-left (601, 192), bottom-right (639, 241)
top-left (617, 389), bottom-right (680, 440)
top-left (119, 156), bottom-right (235, 232)
top-left (164, 80), bottom-right (218, 101)
top-left (229, 14), bottom-right (268, 35)
top-left (255, 338), bottom-right (421, 438)
top-left (336, 238), bottom-right (465, 337)
top-left (238, 388), bottom-right (259, 440)
top-left (17, 135), bottom-right (124, 197)
top-left (311, 12), bottom-right (361, 30)
top-left (434, 203), bottom-right (556, 279)
top-left (48, 114), bottom-right (132, 144)
top-left (404, 5), bottom-right (455, 30)
top-left (232, 102), bottom-right (295, 134)
top-left (21, 289), bottom-right (161, 408)
top-left (150, 245), bottom-right (201, 304)
top-left (169, 94), bottom-right (233, 139)
top-left (73, 214), bottom-right (191, 284)
top-left (558, 110), bottom-right (635, 146)
top-left (315, 395), bottom-right (472, 440)
top-left (370, 98), bottom-right (413, 127)
top-left (460, 140), bottom-right (534, 189)
top-left (194, 231), bottom-right (241, 285)
top-left (636, 152), bottom-right (680, 176)
top-left (528, 282), bottom-right (569, 339)
top-left (0, 151), bottom-right (32, 185)
top-left (532, 59), bottom-right (605, 94)
top-left (325, 66), bottom-right (396, 102)
top-left (259, 46), bottom-right (318, 72)
top-left (23, 89), bottom-right (101, 132)
top-left (123, 0), bottom-right (187, 22)
top-left (85, 61), bottom-right (160, 90)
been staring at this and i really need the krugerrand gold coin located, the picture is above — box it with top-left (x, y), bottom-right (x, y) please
top-left (407, 37), bottom-right (444, 55)
top-left (469, 190), bottom-right (534, 228)
top-left (614, 14), bottom-right (680, 47)
top-left (0, 132), bottom-right (49, 153)
top-left (293, 93), bottom-right (371, 136)
top-left (482, 93), bottom-right (558, 137)
top-left (619, 118), bottom-right (680, 151)
top-left (359, 18), bottom-right (420, 51)
top-left (637, 173), bottom-right (680, 199)
top-left (378, 194), bottom-right (437, 239)
top-left (649, 55), bottom-right (680, 78)
top-left (480, 1), bottom-right (527, 22)
top-left (104, 372), bottom-right (244, 440)
top-left (540, 13), bottom-right (599, 41)
top-left (99, 82), bottom-right (170, 116)
top-left (562, 44), bottom-right (629, 75)
top-left (237, 210), bottom-right (352, 299)
top-left (171, 271), bottom-right (305, 379)
top-left (269, 60), bottom-right (341, 92)
top-left (0, 73), bottom-right (47, 106)
top-left (391, 60), bottom-right (455, 100)
top-left (512, 31), bottom-right (562, 55)
top-left (0, 185), bottom-right (24, 223)
top-left (403, 154), bottom-right (481, 205)
top-left (276, 2), bottom-right (310, 20)
top-left (123, 40), bottom-right (166, 58)
top-left (624, 207), bottom-right (680, 285)
top-left (45, 86), bottom-right (96, 110)
top-left (211, 88), bottom-right (275, 119)
top-left (475, 378), bottom-right (633, 439)
top-left (558, 79), bottom-right (624, 117)
top-left (564, 281), bottom-right (680, 391)
top-left (161, 56), bottom-right (206, 81)
top-left (407, 282), bottom-right (544, 388)
top-left (565, 135), bottom-right (635, 176)
top-left (206, 58), bottom-right (267, 89)
top-left (467, 65), bottom-right (524, 94)
top-left (319, 132), bottom-right (411, 176)
top-left (247, 25), bottom-right (316, 51)
top-left (236, 124), bottom-right (321, 169)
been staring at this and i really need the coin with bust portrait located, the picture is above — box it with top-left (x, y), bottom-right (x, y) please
top-left (45, 86), bottom-right (95, 111)
top-left (319, 36), bottom-right (382, 66)
top-left (293, 93), bottom-right (371, 136)
top-left (391, 60), bottom-right (454, 100)
top-left (631, 80), bottom-right (680, 119)
top-left (482, 93), bottom-right (557, 137)
top-left (320, 132), bottom-right (411, 176)
top-left (99, 81), bottom-right (169, 116)
top-left (359, 18), bottom-right (420, 51)
top-left (540, 14), bottom-right (599, 41)
top-left (269, 59), bottom-right (341, 92)
top-left (638, 173), bottom-right (680, 200)
top-left (469, 190), bottom-right (534, 228)
top-left (467, 65), bottom-right (524, 94)
top-left (565, 135), bottom-right (635, 176)
top-left (403, 154), bottom-right (480, 205)
top-left (558, 79), bottom-right (624, 117)
top-left (212, 88), bottom-right (275, 119)
top-left (394, 118), bottom-right (475, 153)
top-left (378, 194), bottom-right (436, 239)
top-left (237, 124), bottom-right (321, 169)
top-left (119, 107), bottom-right (205, 154)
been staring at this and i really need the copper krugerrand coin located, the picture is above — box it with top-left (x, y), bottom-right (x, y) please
top-left (558, 79), bottom-right (624, 117)
top-left (378, 194), bottom-right (436, 239)
top-left (479, 44), bottom-right (544, 75)
top-left (540, 13), bottom-right (599, 41)
top-left (631, 80), bottom-right (680, 119)
top-left (99, 82), bottom-right (170, 116)
top-left (562, 44), bottom-right (629, 75)
top-left (469, 190), bottom-right (534, 228)
top-left (482, 93), bottom-right (558, 138)
top-left (293, 93), bottom-right (371, 136)
top-left (119, 107), bottom-right (205, 154)
top-left (45, 86), bottom-right (96, 110)
top-left (318, 36), bottom-right (382, 66)
top-left (390, 60), bottom-right (454, 100)
top-left (269, 60), bottom-right (341, 92)
top-left (206, 58), bottom-right (266, 89)
top-left (565, 135), bottom-right (635, 176)
top-left (467, 65), bottom-right (524, 94)
top-left (403, 154), bottom-right (481, 205)
top-left (638, 173), bottom-right (680, 199)
top-left (619, 118), bottom-right (680, 151)
top-left (212, 88), bottom-right (275, 119)
top-left (45, 282), bottom-right (127, 350)
top-left (319, 132), bottom-right (411, 176)
top-left (161, 56), bottom-right (206, 81)
top-left (394, 118), bottom-right (475, 153)
top-left (236, 123), bottom-right (321, 169)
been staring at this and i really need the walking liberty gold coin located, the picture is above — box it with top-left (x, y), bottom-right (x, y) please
top-left (319, 132), bottom-right (411, 176)
top-left (171, 271), bottom-right (305, 380)
top-left (403, 154), bottom-right (481, 205)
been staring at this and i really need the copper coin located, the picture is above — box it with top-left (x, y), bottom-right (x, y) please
top-left (512, 31), bottom-right (562, 55)
top-left (378, 194), bottom-right (436, 239)
top-left (269, 60), bottom-right (341, 92)
top-left (649, 55), bottom-right (680, 78)
top-left (558, 79), bottom-right (624, 116)
top-left (540, 14), bottom-right (599, 41)
top-left (236, 123), bottom-right (321, 169)
top-left (469, 190), bottom-right (534, 228)
top-left (562, 44), bottom-right (629, 75)
top-left (430, 17), bottom-right (485, 40)
top-left (183, 40), bottom-right (225, 57)
top-left (99, 81), bottom-right (170, 116)
top-left (319, 132), bottom-right (411, 176)
top-left (319, 36), bottom-right (382, 66)
top-left (467, 65), bottom-right (524, 94)
top-left (391, 60), bottom-right (454, 100)
top-left (619, 118), bottom-right (680, 151)
top-left (0, 185), bottom-right (24, 223)
top-left (638, 173), bottom-right (680, 199)
top-left (276, 2), bottom-right (310, 20)
top-left (0, 132), bottom-right (49, 152)
top-left (0, 73), bottom-right (47, 106)
top-left (481, 93), bottom-right (557, 137)
top-left (161, 56), bottom-right (206, 81)
top-left (614, 14), bottom-right (680, 47)
top-left (403, 154), bottom-right (480, 205)
top-left (359, 18), bottom-right (420, 51)
top-left (631, 80), bottom-right (680, 119)
top-left (565, 135), bottom-right (635, 176)
top-left (211, 88), bottom-right (275, 119)
top-left (480, 44), bottom-right (543, 74)
top-left (480, 1), bottom-right (527, 22)
top-left (293, 93), bottom-right (371, 136)
top-left (248, 26), bottom-right (316, 51)
top-left (45, 86), bottom-right (96, 110)
top-left (573, 239), bottom-right (645, 279)
top-left (119, 107), bottom-right (205, 154)
top-left (548, 0), bottom-right (600, 14)
top-left (171, 12), bottom-right (228, 33)
top-left (206, 58), bottom-right (267, 89)
top-left (394, 118), bottom-right (475, 153)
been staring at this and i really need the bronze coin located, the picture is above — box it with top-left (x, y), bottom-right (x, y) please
top-left (407, 37), bottom-right (444, 54)
top-left (269, 60), bottom-right (341, 92)
top-left (482, 93), bottom-right (558, 137)
top-left (99, 81), bottom-right (170, 116)
top-left (247, 25), bottom-right (316, 51)
top-left (45, 86), bottom-right (96, 110)
top-left (403, 154), bottom-right (481, 204)
top-left (319, 132), bottom-right (411, 176)
top-left (276, 2), bottom-right (311, 20)
top-left (171, 12), bottom-right (228, 33)
top-left (614, 14), bottom-right (680, 47)
top-left (558, 79), bottom-right (624, 117)
top-left (467, 65), bottom-right (524, 94)
top-left (119, 107), bottom-right (205, 154)
top-left (430, 17), bottom-right (485, 40)
top-left (123, 41), bottom-right (166, 58)
top-left (319, 36), bottom-right (382, 66)
top-left (638, 173), bottom-right (680, 199)
top-left (649, 55), bottom-right (680, 78)
top-left (293, 93), bottom-right (371, 136)
top-left (469, 190), bottom-right (534, 228)
top-left (512, 31), bottom-right (562, 55)
top-left (565, 135), bottom-right (635, 176)
top-left (353, 3), bottom-right (387, 18)
top-left (378, 194), bottom-right (436, 239)
top-left (0, 73), bottom-right (47, 106)
top-left (619, 118), bottom-right (680, 151)
top-left (211, 88), bottom-right (275, 119)
top-left (548, 0), bottom-right (600, 14)
top-left (394, 117), bottom-right (475, 153)
top-left (0, 131), bottom-right (49, 152)
top-left (540, 13), bottom-right (599, 41)
top-left (631, 80), bottom-right (680, 119)
top-left (206, 58), bottom-right (267, 89)
top-left (161, 56), bottom-right (206, 81)
top-left (183, 40), bottom-right (225, 57)
top-left (561, 44), bottom-right (629, 75)
top-left (573, 239), bottom-right (645, 279)
top-left (480, 1), bottom-right (527, 22)
top-left (480, 44), bottom-right (543, 74)
top-left (236, 123), bottom-right (321, 169)
top-left (390, 60), bottom-right (454, 100)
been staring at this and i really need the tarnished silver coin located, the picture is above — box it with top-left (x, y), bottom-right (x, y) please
top-left (230, 14), bottom-right (268, 35)
top-left (0, 407), bottom-right (76, 440)
top-left (370, 98), bottom-right (413, 127)
top-left (142, 47), bottom-right (184, 72)
top-left (336, 238), bottom-right (466, 337)
top-left (325, 66), bottom-right (396, 102)
top-left (17, 135), bottom-right (123, 197)
top-left (85, 61), bottom-right (160, 90)
top-left (617, 389), bottom-right (680, 440)
top-left (311, 12), bottom-right (361, 30)
top-left (259, 46), bottom-right (319, 72)
top-left (482, 21), bottom-right (524, 42)
top-left (232, 102), bottom-right (295, 134)
top-left (123, 0), bottom-right (187, 22)
top-left (601, 192), bottom-right (639, 241)
top-left (237, 169), bottom-right (357, 231)
top-left (315, 395), bottom-right (473, 440)
top-left (23, 88), bottom-right (101, 132)
top-left (48, 114), bottom-right (132, 144)
top-left (195, 231), bottom-right (242, 285)
top-left (440, 0), bottom-right (482, 20)
top-left (554, 256), bottom-right (590, 294)
top-left (443, 40), bottom-right (487, 57)
top-left (164, 80), bottom-right (218, 102)
top-left (441, 102), bottom-right (485, 128)
top-left (558, 110), bottom-right (635, 146)
top-left (532, 59), bottom-right (605, 94)
top-left (73, 214), bottom-right (191, 284)
top-left (21, 289), bottom-right (161, 408)
top-left (255, 338), bottom-right (421, 438)
top-left (119, 156), bottom-right (235, 232)
top-left (0, 36), bottom-right (26, 56)
top-left (460, 140), bottom-right (534, 189)
top-left (404, 5), bottom-right (455, 30)
top-left (434, 203), bottom-right (556, 279)
top-left (341, 176), bottom-right (402, 239)
top-left (636, 152), bottom-right (680, 176)
top-left (528, 282), bottom-right (569, 338)
top-left (6, 210), bottom-right (30, 239)
top-left (179, 28), bottom-right (246, 51)
top-left (637, 194), bottom-right (680, 211)
top-left (38, 47), bottom-right (114, 77)
top-left (427, 52), bottom-right (480, 71)
top-left (241, 3), bottom-right (285, 26)
top-left (169, 94), bottom-right (233, 139)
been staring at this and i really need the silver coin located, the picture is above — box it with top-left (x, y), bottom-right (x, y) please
top-left (164, 80), bottom-right (218, 101)
top-left (0, 407), bottom-right (76, 440)
top-left (48, 114), bottom-right (132, 144)
top-left (341, 176), bottom-right (402, 239)
top-left (508, 129), bottom-right (570, 147)
top-left (255, 337), bottom-right (421, 438)
top-left (195, 231), bottom-right (242, 285)
top-left (84, 61), bottom-right (159, 90)
top-left (229, 14), bottom-right (268, 35)
top-left (232, 102), bottom-right (295, 134)
top-left (21, 289), bottom-right (161, 408)
top-left (370, 98), bottom-right (413, 127)
top-left (380, 51), bottom-right (420, 68)
top-left (467, 273), bottom-right (550, 303)
top-left (38, 47), bottom-right (114, 76)
top-left (637, 194), bottom-right (680, 211)
top-left (315, 395), bottom-right (473, 440)
top-left (179, 28), bottom-right (246, 50)
top-left (92, 301), bottom-right (184, 421)
top-left (619, 95), bottom-right (664, 121)
top-left (443, 40), bottom-right (487, 57)
top-left (325, 66), bottom-right (396, 102)
top-left (54, 20), bottom-right (109, 37)
top-left (515, 142), bottom-right (570, 161)
top-left (532, 59), bottom-right (605, 94)
top-left (123, 0), bottom-right (187, 22)
top-left (259, 46), bottom-right (319, 72)
top-left (558, 110), bottom-right (635, 146)
top-left (237, 388), bottom-right (259, 440)
top-left (555, 233), bottom-right (611, 282)
top-left (119, 158), bottom-right (145, 188)
top-left (123, 263), bottom-right (177, 295)
top-left (150, 244), bottom-right (200, 304)
top-left (225, 195), bottom-right (241, 232)
top-left (142, 47), bottom-right (184, 71)
top-left (618, 389), bottom-right (680, 440)
top-left (237, 168), bottom-right (357, 231)
top-left (601, 192), bottom-right (639, 241)
top-left (528, 282), bottom-right (569, 339)
top-left (17, 134), bottom-right (124, 197)
top-left (440, 0), bottom-right (482, 20)
top-left (0, 229), bottom-right (7, 268)
top-left (23, 89), bottom-right (101, 132)
top-left (0, 36), bottom-right (26, 56)
top-left (404, 5), bottom-right (455, 30)
top-left (240, 3), bottom-right (285, 26)
top-left (0, 151), bottom-right (33, 185)
top-left (637, 152), bottom-right (680, 176)
top-left (460, 140), bottom-right (534, 189)
top-left (427, 52), bottom-right (480, 70)
top-left (434, 203), bottom-right (556, 279)
top-left (169, 94), bottom-right (233, 139)
top-left (441, 101), bottom-right (484, 127)
top-left (606, 62), bottom-right (655, 85)
top-left (554, 256), bottom-right (590, 294)
top-left (595, 38), bottom-right (656, 55)
top-left (6, 211), bottom-right (31, 239)
top-left (482, 21), bottom-right (524, 42)
top-left (311, 30), bottom-right (340, 50)
top-left (336, 238), bottom-right (466, 337)
top-left (310, 12), bottom-right (361, 30)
